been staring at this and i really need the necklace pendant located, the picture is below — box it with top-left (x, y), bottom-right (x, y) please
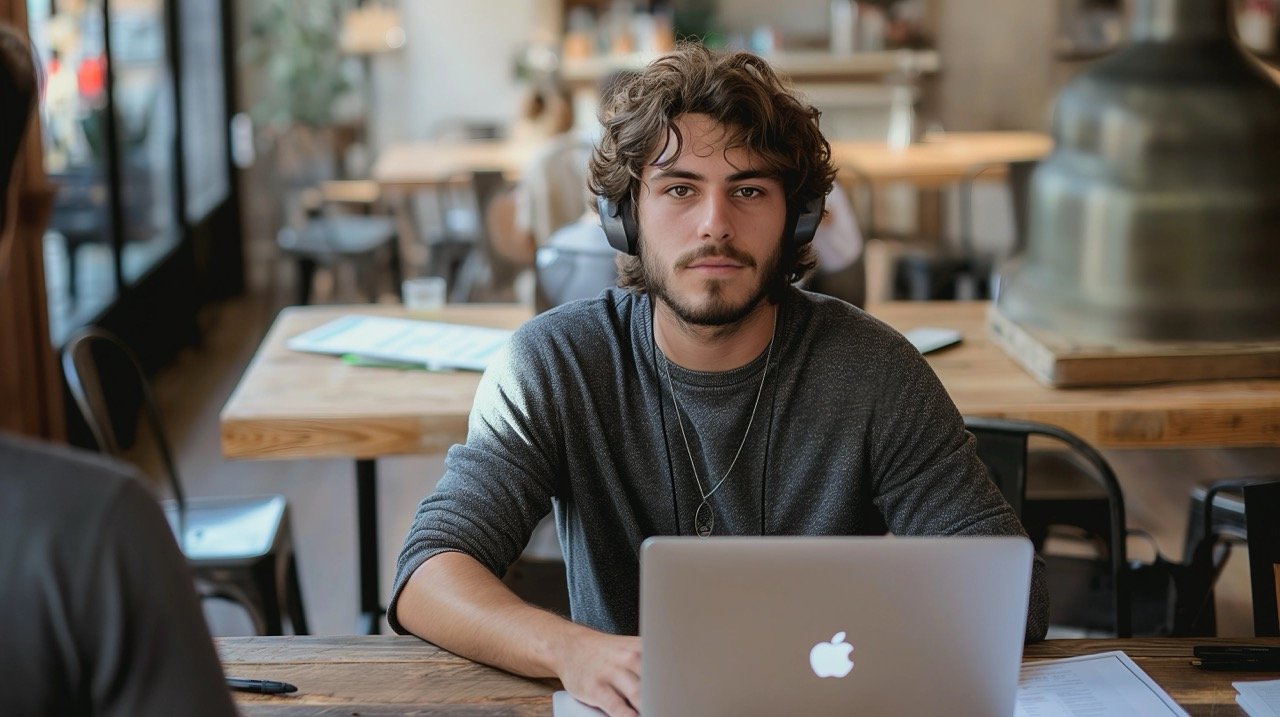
top-left (695, 501), bottom-right (714, 537)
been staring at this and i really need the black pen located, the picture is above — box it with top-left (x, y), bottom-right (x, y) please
top-left (1194, 645), bottom-right (1280, 659)
top-left (1191, 659), bottom-right (1280, 672)
top-left (226, 677), bottom-right (298, 694)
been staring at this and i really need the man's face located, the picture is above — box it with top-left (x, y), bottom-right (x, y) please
top-left (636, 113), bottom-right (788, 327)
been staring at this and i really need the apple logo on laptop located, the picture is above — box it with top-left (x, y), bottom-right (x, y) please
top-left (809, 632), bottom-right (855, 678)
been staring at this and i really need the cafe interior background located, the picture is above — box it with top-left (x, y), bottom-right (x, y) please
top-left (2, 0), bottom-right (1279, 637)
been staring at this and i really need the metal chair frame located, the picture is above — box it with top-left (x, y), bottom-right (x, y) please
top-left (61, 328), bottom-right (309, 635)
top-left (965, 415), bottom-right (1132, 637)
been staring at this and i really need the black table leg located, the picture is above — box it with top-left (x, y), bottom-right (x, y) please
top-left (356, 458), bottom-right (385, 634)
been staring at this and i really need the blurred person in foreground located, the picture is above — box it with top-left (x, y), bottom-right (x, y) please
top-left (0, 23), bottom-right (235, 717)
top-left (391, 44), bottom-right (1047, 717)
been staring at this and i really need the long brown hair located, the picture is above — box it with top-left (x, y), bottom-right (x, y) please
top-left (0, 24), bottom-right (38, 234)
top-left (588, 43), bottom-right (836, 295)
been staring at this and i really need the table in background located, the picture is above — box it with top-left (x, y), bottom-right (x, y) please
top-left (220, 301), bottom-right (1280, 631)
top-left (372, 140), bottom-right (538, 190)
top-left (220, 304), bottom-right (529, 633)
top-left (219, 635), bottom-right (1280, 716)
top-left (832, 131), bottom-right (1052, 252)
top-left (831, 131), bottom-right (1052, 187)
top-left (370, 132), bottom-right (1053, 190)
top-left (874, 301), bottom-right (1280, 449)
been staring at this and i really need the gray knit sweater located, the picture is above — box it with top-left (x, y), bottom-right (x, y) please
top-left (389, 287), bottom-right (1049, 641)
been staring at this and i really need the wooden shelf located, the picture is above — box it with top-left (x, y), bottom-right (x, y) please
top-left (561, 49), bottom-right (940, 87)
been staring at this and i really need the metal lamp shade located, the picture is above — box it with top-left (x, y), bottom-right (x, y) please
top-left (997, 0), bottom-right (1280, 342)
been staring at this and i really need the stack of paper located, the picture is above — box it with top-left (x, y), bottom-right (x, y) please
top-left (1015, 651), bottom-right (1188, 717)
top-left (287, 315), bottom-right (513, 372)
top-left (1236, 679), bottom-right (1280, 716)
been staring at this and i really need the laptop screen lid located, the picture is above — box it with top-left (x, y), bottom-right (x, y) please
top-left (639, 536), bottom-right (1032, 717)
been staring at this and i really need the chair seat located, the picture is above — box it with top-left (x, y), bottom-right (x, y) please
top-left (281, 216), bottom-right (397, 258)
top-left (163, 495), bottom-right (286, 563)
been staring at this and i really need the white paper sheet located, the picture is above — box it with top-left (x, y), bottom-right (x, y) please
top-left (1014, 650), bottom-right (1189, 717)
top-left (286, 315), bottom-right (513, 372)
top-left (552, 690), bottom-right (608, 716)
top-left (1234, 678), bottom-right (1280, 717)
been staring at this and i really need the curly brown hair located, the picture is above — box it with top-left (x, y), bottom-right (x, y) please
top-left (588, 43), bottom-right (836, 296)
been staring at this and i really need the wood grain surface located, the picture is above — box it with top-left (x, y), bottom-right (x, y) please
top-left (220, 301), bottom-right (1280, 463)
top-left (874, 301), bottom-right (1280, 448)
top-left (831, 131), bottom-right (1052, 186)
top-left (370, 132), bottom-right (1052, 191)
top-left (218, 635), bottom-right (1280, 716)
top-left (372, 140), bottom-right (539, 189)
top-left (219, 304), bottom-right (529, 460)
top-left (988, 304), bottom-right (1280, 388)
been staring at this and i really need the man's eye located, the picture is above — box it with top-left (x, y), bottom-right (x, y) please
top-left (735, 187), bottom-right (762, 198)
top-left (666, 186), bottom-right (691, 198)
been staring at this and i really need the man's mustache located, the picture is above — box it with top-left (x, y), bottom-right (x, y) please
top-left (675, 244), bottom-right (757, 270)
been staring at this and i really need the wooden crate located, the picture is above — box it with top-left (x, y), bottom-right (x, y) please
top-left (987, 305), bottom-right (1280, 388)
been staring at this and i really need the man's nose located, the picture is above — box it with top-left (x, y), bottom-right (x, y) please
top-left (697, 193), bottom-right (734, 242)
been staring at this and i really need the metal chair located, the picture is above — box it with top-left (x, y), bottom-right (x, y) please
top-left (61, 328), bottom-right (308, 635)
top-left (277, 180), bottom-right (402, 305)
top-left (887, 160), bottom-right (1038, 301)
top-left (964, 416), bottom-right (1131, 637)
top-left (1244, 481), bottom-right (1280, 636)
top-left (1178, 478), bottom-right (1280, 637)
top-left (448, 170), bottom-right (522, 302)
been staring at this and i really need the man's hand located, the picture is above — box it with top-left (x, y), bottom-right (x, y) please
top-left (554, 631), bottom-right (642, 717)
top-left (398, 554), bottom-right (642, 714)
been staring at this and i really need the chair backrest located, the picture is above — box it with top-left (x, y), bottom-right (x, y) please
top-left (61, 328), bottom-right (186, 512)
top-left (534, 221), bottom-right (618, 313)
top-left (1244, 480), bottom-right (1280, 636)
top-left (528, 138), bottom-right (594, 246)
top-left (471, 169), bottom-right (520, 274)
top-left (959, 159), bottom-right (1038, 259)
top-left (963, 415), bottom-right (1131, 637)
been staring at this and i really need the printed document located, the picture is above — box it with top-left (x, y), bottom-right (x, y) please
top-left (1015, 651), bottom-right (1188, 717)
top-left (287, 315), bottom-right (513, 372)
top-left (1235, 678), bottom-right (1280, 717)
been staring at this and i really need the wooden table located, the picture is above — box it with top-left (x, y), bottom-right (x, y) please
top-left (372, 140), bottom-right (539, 190)
top-left (224, 302), bottom-right (1280, 458)
top-left (830, 131), bottom-right (1052, 187)
top-left (221, 304), bottom-right (528, 461)
top-left (219, 635), bottom-right (1280, 715)
top-left (220, 304), bottom-right (528, 632)
top-left (873, 301), bottom-right (1280, 449)
top-left (370, 132), bottom-right (1053, 190)
top-left (220, 301), bottom-right (1280, 629)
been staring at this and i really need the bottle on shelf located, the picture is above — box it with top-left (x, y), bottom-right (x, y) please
top-left (830, 0), bottom-right (858, 55)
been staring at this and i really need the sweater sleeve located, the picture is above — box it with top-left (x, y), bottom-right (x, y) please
top-left (866, 338), bottom-right (1050, 643)
top-left (388, 331), bottom-right (563, 633)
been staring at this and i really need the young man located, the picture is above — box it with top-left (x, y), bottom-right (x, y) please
top-left (0, 24), bottom-right (236, 716)
top-left (391, 45), bottom-right (1048, 717)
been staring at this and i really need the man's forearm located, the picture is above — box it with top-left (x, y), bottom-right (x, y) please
top-left (396, 551), bottom-right (587, 678)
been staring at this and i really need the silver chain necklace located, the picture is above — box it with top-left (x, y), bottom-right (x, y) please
top-left (661, 310), bottom-right (777, 537)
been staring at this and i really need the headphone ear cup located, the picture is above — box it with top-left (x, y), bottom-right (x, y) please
top-left (791, 194), bottom-right (825, 246)
top-left (597, 195), bottom-right (638, 255)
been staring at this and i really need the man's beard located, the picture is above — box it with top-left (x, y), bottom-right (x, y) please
top-left (642, 235), bottom-right (786, 327)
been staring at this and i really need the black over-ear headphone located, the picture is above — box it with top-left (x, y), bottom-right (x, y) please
top-left (597, 193), bottom-right (826, 256)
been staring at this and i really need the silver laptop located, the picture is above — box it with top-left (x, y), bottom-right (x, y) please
top-left (636, 536), bottom-right (1032, 717)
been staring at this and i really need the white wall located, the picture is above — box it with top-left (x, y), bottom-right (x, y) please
top-left (933, 0), bottom-right (1058, 131)
top-left (370, 0), bottom-right (541, 147)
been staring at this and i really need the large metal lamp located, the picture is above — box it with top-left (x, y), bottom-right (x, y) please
top-left (997, 0), bottom-right (1280, 343)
